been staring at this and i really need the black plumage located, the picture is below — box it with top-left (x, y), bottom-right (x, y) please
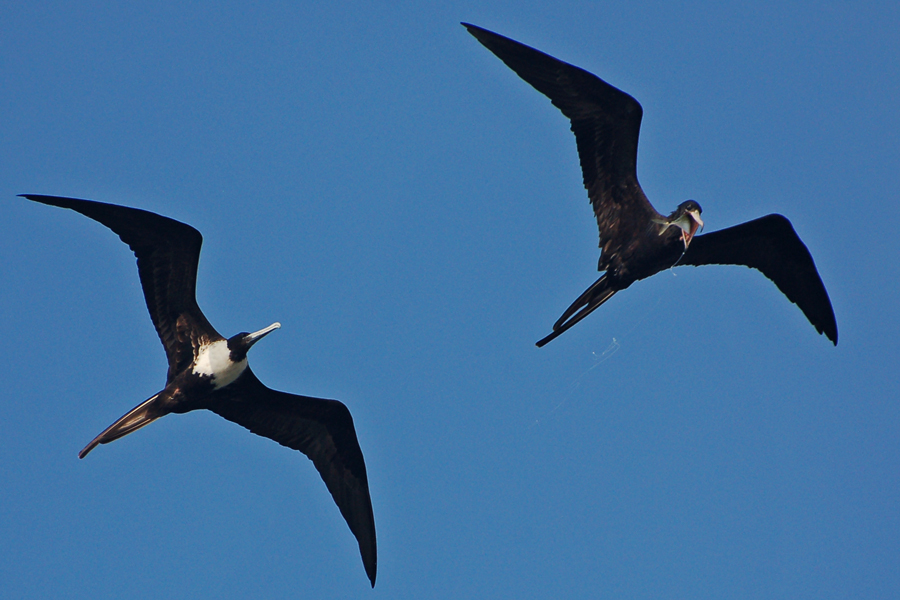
top-left (20, 194), bottom-right (377, 587)
top-left (463, 23), bottom-right (837, 347)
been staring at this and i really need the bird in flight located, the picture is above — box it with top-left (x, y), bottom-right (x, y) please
top-left (20, 194), bottom-right (377, 587)
top-left (463, 23), bottom-right (837, 347)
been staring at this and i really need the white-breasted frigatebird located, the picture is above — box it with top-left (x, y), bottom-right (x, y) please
top-left (463, 24), bottom-right (838, 348)
top-left (20, 194), bottom-right (377, 587)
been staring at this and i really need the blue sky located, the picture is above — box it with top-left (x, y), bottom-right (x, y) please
top-left (2, 2), bottom-right (898, 598)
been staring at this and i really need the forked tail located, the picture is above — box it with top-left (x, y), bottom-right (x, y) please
top-left (79, 392), bottom-right (166, 459)
top-left (536, 275), bottom-right (617, 347)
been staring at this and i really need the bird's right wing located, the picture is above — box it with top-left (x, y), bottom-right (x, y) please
top-left (680, 214), bottom-right (837, 344)
top-left (21, 195), bottom-right (220, 379)
top-left (463, 23), bottom-right (660, 251)
top-left (209, 369), bottom-right (377, 587)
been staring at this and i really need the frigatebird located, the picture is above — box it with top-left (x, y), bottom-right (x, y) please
top-left (463, 23), bottom-right (838, 347)
top-left (20, 194), bottom-right (377, 587)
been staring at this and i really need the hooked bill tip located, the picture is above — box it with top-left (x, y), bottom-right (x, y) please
top-left (259, 322), bottom-right (281, 336)
top-left (245, 322), bottom-right (281, 344)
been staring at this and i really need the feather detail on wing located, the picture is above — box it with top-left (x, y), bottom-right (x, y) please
top-left (463, 24), bottom-right (661, 253)
top-left (681, 214), bottom-right (837, 344)
top-left (209, 369), bottom-right (377, 586)
top-left (21, 195), bottom-right (221, 379)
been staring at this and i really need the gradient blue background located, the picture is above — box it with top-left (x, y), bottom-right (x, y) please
top-left (2, 2), bottom-right (897, 598)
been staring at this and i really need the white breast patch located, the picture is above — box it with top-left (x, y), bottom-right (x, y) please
top-left (192, 340), bottom-right (248, 389)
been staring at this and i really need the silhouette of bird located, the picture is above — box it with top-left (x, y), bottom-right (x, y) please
top-left (20, 194), bottom-right (377, 586)
top-left (463, 23), bottom-right (837, 347)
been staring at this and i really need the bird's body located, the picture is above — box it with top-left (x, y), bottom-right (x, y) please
top-left (463, 23), bottom-right (837, 347)
top-left (20, 194), bottom-right (377, 587)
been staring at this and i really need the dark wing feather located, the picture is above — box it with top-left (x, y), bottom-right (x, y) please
top-left (21, 195), bottom-right (220, 379)
top-left (209, 369), bottom-right (377, 587)
top-left (463, 23), bottom-right (661, 253)
top-left (681, 214), bottom-right (837, 344)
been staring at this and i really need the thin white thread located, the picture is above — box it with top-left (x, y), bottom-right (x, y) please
top-left (528, 289), bottom-right (668, 429)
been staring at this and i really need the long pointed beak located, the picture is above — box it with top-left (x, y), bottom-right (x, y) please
top-left (245, 322), bottom-right (281, 347)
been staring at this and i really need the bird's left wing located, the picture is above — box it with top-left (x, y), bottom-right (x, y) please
top-left (20, 194), bottom-right (220, 379)
top-left (681, 214), bottom-right (837, 344)
top-left (463, 23), bottom-right (659, 253)
top-left (209, 369), bottom-right (377, 586)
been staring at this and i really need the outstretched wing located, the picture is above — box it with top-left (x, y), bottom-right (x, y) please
top-left (681, 214), bottom-right (837, 344)
top-left (464, 23), bottom-right (661, 254)
top-left (209, 369), bottom-right (377, 587)
top-left (21, 194), bottom-right (220, 379)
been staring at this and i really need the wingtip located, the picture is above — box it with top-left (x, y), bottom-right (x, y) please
top-left (819, 307), bottom-right (838, 346)
top-left (365, 557), bottom-right (376, 587)
top-left (461, 22), bottom-right (490, 39)
top-left (19, 194), bottom-right (71, 206)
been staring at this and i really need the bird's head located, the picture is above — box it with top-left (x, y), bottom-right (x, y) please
top-left (227, 322), bottom-right (281, 361)
top-left (668, 200), bottom-right (703, 248)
